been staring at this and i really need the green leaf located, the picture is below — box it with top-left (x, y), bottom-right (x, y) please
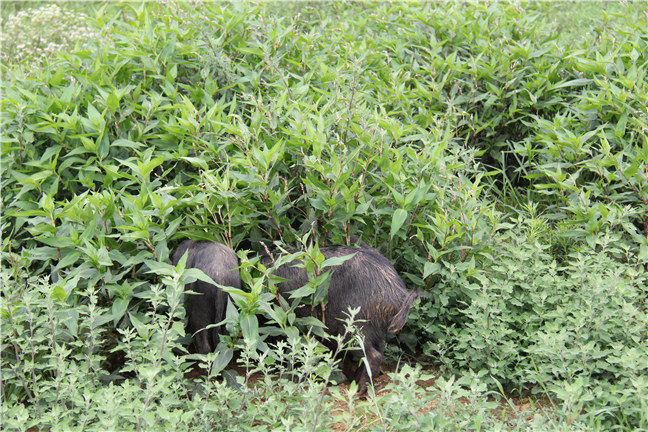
top-left (210, 347), bottom-right (234, 376)
top-left (180, 157), bottom-right (208, 169)
top-left (549, 78), bottom-right (593, 90)
top-left (624, 160), bottom-right (639, 178)
top-left (390, 208), bottom-right (409, 239)
top-left (615, 112), bottom-right (628, 137)
top-left (288, 281), bottom-right (318, 299)
top-left (49, 68), bottom-right (65, 87)
top-left (129, 313), bottom-right (150, 339)
top-left (59, 310), bottom-right (79, 337)
top-left (240, 314), bottom-right (259, 342)
top-left (95, 312), bottom-right (117, 327)
top-left (51, 285), bottom-right (67, 301)
top-left (423, 261), bottom-right (440, 279)
top-left (111, 139), bottom-right (144, 150)
top-left (53, 251), bottom-right (80, 271)
top-left (145, 260), bottom-right (176, 277)
top-left (639, 243), bottom-right (648, 262)
top-left (87, 103), bottom-right (102, 124)
top-left (80, 136), bottom-right (99, 153)
top-left (96, 246), bottom-right (113, 267)
top-left (112, 298), bottom-right (130, 324)
top-left (321, 253), bottom-right (356, 269)
top-left (106, 92), bottom-right (120, 112)
top-left (140, 156), bottom-right (165, 180)
top-left (264, 304), bottom-right (286, 327)
top-left (225, 298), bottom-right (239, 324)
top-left (183, 268), bottom-right (218, 286)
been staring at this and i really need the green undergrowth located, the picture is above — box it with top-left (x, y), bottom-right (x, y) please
top-left (1, 2), bottom-right (647, 430)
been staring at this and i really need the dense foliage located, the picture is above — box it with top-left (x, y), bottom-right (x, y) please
top-left (1, 2), bottom-right (647, 430)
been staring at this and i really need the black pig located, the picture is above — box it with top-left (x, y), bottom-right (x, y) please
top-left (172, 240), bottom-right (241, 354)
top-left (262, 244), bottom-right (416, 394)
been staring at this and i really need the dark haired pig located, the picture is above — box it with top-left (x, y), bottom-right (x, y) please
top-left (172, 240), bottom-right (241, 354)
top-left (263, 244), bottom-right (416, 394)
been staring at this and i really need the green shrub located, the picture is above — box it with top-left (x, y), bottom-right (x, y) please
top-left (420, 217), bottom-right (648, 427)
top-left (1, 1), bottom-right (647, 430)
top-left (5, 261), bottom-right (567, 432)
top-left (0, 258), bottom-right (356, 431)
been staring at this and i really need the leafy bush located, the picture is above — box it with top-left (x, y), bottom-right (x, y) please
top-left (419, 217), bottom-right (648, 427)
top-left (3, 262), bottom-right (567, 431)
top-left (0, 257), bottom-right (357, 431)
top-left (1, 1), bottom-right (646, 430)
